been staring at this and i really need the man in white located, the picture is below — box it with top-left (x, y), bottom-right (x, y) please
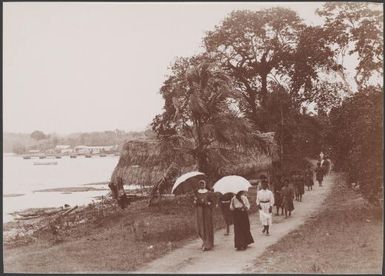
top-left (256, 175), bottom-right (275, 236)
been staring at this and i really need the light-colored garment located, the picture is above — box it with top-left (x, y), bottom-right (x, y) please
top-left (256, 189), bottom-right (275, 226)
top-left (230, 195), bottom-right (250, 210)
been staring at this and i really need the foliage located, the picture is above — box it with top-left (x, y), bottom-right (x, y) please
top-left (317, 2), bottom-right (383, 89)
top-left (261, 85), bottom-right (325, 166)
top-left (152, 55), bottom-right (273, 178)
top-left (150, 3), bottom-right (383, 201)
top-left (30, 130), bottom-right (48, 141)
top-left (12, 143), bottom-right (26, 155)
top-left (204, 8), bottom-right (339, 129)
top-left (327, 87), bottom-right (383, 204)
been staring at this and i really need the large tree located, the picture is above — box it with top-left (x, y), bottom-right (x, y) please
top-left (204, 8), bottom-right (338, 130)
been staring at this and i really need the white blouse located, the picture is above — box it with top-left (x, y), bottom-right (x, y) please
top-left (230, 195), bottom-right (250, 210)
top-left (256, 189), bottom-right (275, 207)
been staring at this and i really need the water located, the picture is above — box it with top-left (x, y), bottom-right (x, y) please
top-left (3, 154), bottom-right (126, 223)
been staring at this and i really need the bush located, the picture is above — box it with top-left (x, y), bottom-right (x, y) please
top-left (327, 87), bottom-right (383, 204)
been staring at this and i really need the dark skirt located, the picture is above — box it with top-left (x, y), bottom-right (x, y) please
top-left (274, 192), bottom-right (283, 207)
top-left (295, 183), bottom-right (305, 195)
top-left (233, 209), bottom-right (254, 249)
top-left (283, 197), bottom-right (294, 212)
top-left (220, 203), bottom-right (233, 225)
top-left (305, 178), bottom-right (314, 187)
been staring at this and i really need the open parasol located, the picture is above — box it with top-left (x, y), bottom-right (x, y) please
top-left (171, 171), bottom-right (208, 195)
top-left (213, 175), bottom-right (251, 194)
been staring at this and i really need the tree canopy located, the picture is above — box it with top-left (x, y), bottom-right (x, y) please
top-left (151, 3), bottom-right (383, 201)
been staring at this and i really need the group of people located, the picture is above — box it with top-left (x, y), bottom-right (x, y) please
top-left (192, 175), bottom-right (274, 251)
top-left (193, 155), bottom-right (332, 252)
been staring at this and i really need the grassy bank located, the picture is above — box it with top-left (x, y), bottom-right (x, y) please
top-left (4, 194), bottom-right (229, 273)
top-left (247, 173), bottom-right (383, 274)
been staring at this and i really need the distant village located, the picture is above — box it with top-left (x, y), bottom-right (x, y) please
top-left (22, 144), bottom-right (120, 159)
top-left (5, 129), bottom-right (151, 159)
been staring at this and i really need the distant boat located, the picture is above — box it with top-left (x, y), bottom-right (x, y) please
top-left (70, 154), bottom-right (77, 158)
top-left (100, 154), bottom-right (106, 157)
top-left (33, 161), bottom-right (58, 165)
top-left (23, 156), bottom-right (31, 159)
top-left (55, 156), bottom-right (62, 159)
top-left (39, 155), bottom-right (46, 159)
top-left (85, 154), bottom-right (92, 158)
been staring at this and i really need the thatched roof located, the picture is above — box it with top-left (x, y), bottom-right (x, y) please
top-left (110, 133), bottom-right (278, 190)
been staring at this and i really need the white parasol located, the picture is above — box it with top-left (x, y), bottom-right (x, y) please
top-left (171, 171), bottom-right (207, 195)
top-left (213, 175), bottom-right (251, 194)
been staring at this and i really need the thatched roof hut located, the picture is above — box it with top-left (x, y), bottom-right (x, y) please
top-left (110, 133), bottom-right (278, 192)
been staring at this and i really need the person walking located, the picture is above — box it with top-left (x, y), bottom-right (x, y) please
top-left (291, 171), bottom-right (304, 202)
top-left (281, 179), bottom-right (295, 218)
top-left (193, 180), bottom-right (215, 251)
top-left (322, 157), bottom-right (331, 176)
top-left (256, 175), bottom-right (275, 236)
top-left (315, 162), bottom-right (324, 187)
top-left (229, 191), bottom-right (254, 250)
top-left (218, 192), bottom-right (234, 236)
top-left (296, 171), bottom-right (305, 202)
top-left (304, 165), bottom-right (314, 191)
top-left (273, 178), bottom-right (284, 216)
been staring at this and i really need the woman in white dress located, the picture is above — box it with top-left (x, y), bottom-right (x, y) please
top-left (256, 175), bottom-right (275, 235)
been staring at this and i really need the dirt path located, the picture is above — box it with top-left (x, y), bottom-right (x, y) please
top-left (139, 173), bottom-right (335, 273)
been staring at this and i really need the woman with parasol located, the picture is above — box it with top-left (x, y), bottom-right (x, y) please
top-left (193, 179), bottom-right (215, 251)
top-left (230, 190), bottom-right (254, 250)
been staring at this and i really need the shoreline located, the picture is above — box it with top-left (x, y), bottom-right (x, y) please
top-left (3, 181), bottom-right (146, 225)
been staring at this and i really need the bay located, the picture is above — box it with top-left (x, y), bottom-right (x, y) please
top-left (2, 154), bottom-right (133, 223)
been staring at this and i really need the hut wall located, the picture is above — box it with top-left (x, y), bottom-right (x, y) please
top-left (110, 134), bottom-right (278, 190)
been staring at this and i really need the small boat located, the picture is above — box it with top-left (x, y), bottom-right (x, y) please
top-left (99, 154), bottom-right (106, 157)
top-left (85, 154), bottom-right (92, 158)
top-left (55, 156), bottom-right (62, 159)
top-left (39, 155), bottom-right (47, 159)
top-left (70, 154), bottom-right (77, 158)
top-left (33, 161), bottom-right (58, 165)
top-left (23, 156), bottom-right (31, 159)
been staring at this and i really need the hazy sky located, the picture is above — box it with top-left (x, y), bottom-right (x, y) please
top-left (4, 2), bottom-right (327, 134)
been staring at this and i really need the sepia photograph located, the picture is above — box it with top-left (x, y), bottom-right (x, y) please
top-left (2, 1), bottom-right (383, 273)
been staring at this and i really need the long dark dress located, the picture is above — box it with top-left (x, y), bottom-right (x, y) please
top-left (273, 181), bottom-right (283, 208)
top-left (304, 169), bottom-right (314, 188)
top-left (219, 193), bottom-right (234, 226)
top-left (194, 190), bottom-right (215, 250)
top-left (297, 175), bottom-right (305, 195)
top-left (230, 196), bottom-right (254, 249)
top-left (281, 186), bottom-right (294, 212)
top-left (315, 167), bottom-right (324, 182)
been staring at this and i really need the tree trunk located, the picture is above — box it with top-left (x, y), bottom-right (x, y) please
top-left (193, 118), bottom-right (209, 174)
top-left (244, 88), bottom-right (264, 130)
top-left (260, 73), bottom-right (268, 109)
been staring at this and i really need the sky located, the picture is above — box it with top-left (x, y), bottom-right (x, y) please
top-left (4, 2), bottom-right (330, 134)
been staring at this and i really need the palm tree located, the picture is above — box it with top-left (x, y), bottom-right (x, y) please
top-left (154, 56), bottom-right (275, 178)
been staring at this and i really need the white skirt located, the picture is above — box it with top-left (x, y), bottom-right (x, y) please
top-left (259, 202), bottom-right (272, 226)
